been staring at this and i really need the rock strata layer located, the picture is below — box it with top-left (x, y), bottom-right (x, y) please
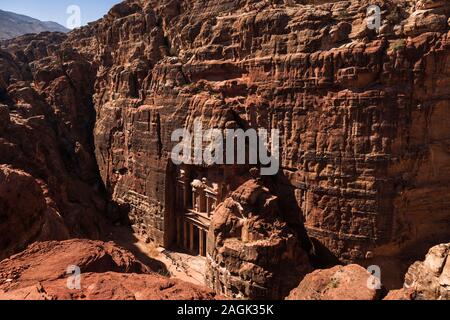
top-left (88, 0), bottom-right (450, 265)
top-left (402, 243), bottom-right (450, 300)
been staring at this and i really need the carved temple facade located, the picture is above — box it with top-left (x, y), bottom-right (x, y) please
top-left (174, 165), bottom-right (228, 257)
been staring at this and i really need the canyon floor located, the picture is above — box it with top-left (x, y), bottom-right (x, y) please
top-left (105, 225), bottom-right (207, 286)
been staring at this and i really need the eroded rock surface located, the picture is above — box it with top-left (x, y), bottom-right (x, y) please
top-left (0, 166), bottom-right (69, 261)
top-left (287, 264), bottom-right (382, 300)
top-left (0, 0), bottom-right (449, 299)
top-left (0, 240), bottom-right (149, 290)
top-left (206, 179), bottom-right (312, 300)
top-left (0, 272), bottom-right (218, 300)
top-left (0, 32), bottom-right (107, 258)
top-left (402, 243), bottom-right (450, 300)
top-left (83, 0), bottom-right (450, 267)
top-left (0, 239), bottom-right (216, 300)
top-left (383, 287), bottom-right (415, 300)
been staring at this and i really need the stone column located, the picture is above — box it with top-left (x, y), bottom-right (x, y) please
top-left (193, 190), bottom-right (198, 211)
top-left (177, 217), bottom-right (183, 247)
top-left (190, 223), bottom-right (195, 252)
top-left (199, 229), bottom-right (205, 256)
top-left (184, 220), bottom-right (189, 249)
top-left (206, 196), bottom-right (210, 215)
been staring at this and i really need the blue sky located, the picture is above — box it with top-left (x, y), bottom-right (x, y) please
top-left (0, 0), bottom-right (123, 28)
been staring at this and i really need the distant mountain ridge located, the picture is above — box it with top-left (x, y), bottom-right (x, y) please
top-left (0, 9), bottom-right (69, 40)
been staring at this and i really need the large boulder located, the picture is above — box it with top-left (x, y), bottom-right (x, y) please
top-left (0, 166), bottom-right (69, 261)
top-left (402, 243), bottom-right (450, 300)
top-left (206, 179), bottom-right (312, 300)
top-left (287, 264), bottom-right (383, 300)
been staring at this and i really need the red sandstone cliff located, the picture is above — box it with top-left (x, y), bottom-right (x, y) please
top-left (0, 0), bottom-right (449, 299)
top-left (88, 0), bottom-right (450, 264)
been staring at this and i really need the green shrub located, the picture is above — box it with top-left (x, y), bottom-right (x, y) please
top-left (390, 39), bottom-right (406, 52)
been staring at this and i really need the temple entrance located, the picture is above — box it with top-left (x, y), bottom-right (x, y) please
top-left (173, 165), bottom-right (228, 257)
top-left (177, 218), bottom-right (207, 256)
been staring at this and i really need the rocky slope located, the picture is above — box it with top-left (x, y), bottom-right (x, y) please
top-left (290, 242), bottom-right (450, 300)
top-left (0, 240), bottom-right (217, 300)
top-left (0, 10), bottom-right (68, 40)
top-left (0, 32), bottom-right (109, 260)
top-left (206, 179), bottom-right (312, 299)
top-left (287, 243), bottom-right (450, 300)
top-left (0, 0), bottom-right (449, 299)
top-left (0, 166), bottom-right (70, 261)
top-left (402, 242), bottom-right (450, 300)
top-left (287, 264), bottom-right (383, 300)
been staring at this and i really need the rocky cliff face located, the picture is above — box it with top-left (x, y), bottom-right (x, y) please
top-left (403, 243), bottom-right (450, 300)
top-left (0, 0), bottom-right (449, 299)
top-left (87, 0), bottom-right (450, 291)
top-left (88, 0), bottom-right (450, 260)
top-left (206, 179), bottom-right (312, 299)
top-left (0, 32), bottom-right (107, 261)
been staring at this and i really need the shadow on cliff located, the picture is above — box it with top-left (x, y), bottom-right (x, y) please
top-left (231, 110), bottom-right (341, 270)
top-left (78, 93), bottom-right (168, 275)
top-left (100, 203), bottom-right (169, 276)
top-left (268, 171), bottom-right (341, 269)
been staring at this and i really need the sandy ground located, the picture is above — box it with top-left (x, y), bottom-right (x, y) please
top-left (105, 225), bottom-right (206, 286)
